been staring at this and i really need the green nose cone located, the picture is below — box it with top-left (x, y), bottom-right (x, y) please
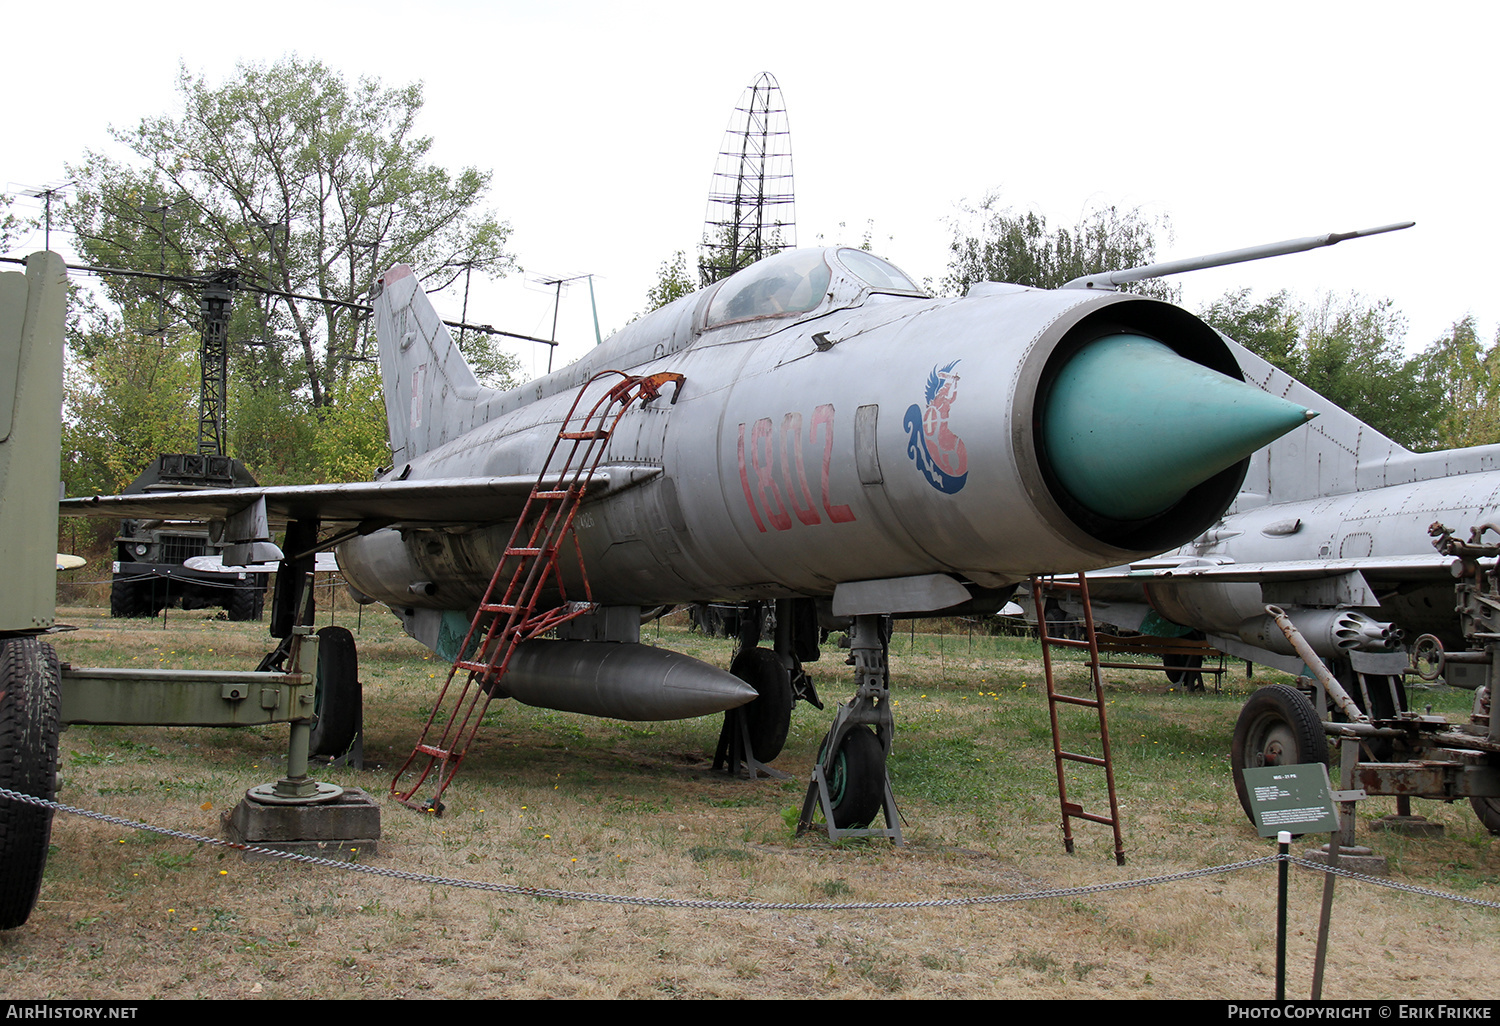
top-left (1043, 334), bottom-right (1314, 520)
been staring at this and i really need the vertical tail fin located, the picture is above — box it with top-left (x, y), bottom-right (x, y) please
top-left (373, 265), bottom-right (488, 462)
top-left (1225, 337), bottom-right (1404, 503)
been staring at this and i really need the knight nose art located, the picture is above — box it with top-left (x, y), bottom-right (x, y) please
top-left (904, 360), bottom-right (968, 495)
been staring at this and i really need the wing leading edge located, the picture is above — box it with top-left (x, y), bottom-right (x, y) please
top-left (1092, 554), bottom-right (1453, 583)
top-left (59, 466), bottom-right (663, 528)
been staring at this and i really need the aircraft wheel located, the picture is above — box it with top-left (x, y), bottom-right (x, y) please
top-left (1231, 684), bottom-right (1328, 825)
top-left (0, 637), bottom-right (61, 929)
top-left (1164, 652), bottom-right (1204, 691)
top-left (308, 627), bottom-right (361, 758)
top-left (729, 648), bottom-right (792, 762)
top-left (822, 726), bottom-right (885, 829)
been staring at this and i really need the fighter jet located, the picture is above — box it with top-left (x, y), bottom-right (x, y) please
top-left (64, 245), bottom-right (1313, 824)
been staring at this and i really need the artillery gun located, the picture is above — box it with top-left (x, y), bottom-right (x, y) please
top-left (1231, 521), bottom-right (1500, 837)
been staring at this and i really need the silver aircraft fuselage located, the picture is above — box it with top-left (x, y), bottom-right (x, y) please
top-left (335, 249), bottom-right (1307, 643)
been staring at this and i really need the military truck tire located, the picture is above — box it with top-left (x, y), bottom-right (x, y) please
top-left (309, 627), bottom-right (361, 758)
top-left (226, 584), bottom-right (263, 622)
top-left (822, 726), bottom-right (885, 829)
top-left (109, 577), bottom-right (146, 618)
top-left (729, 647), bottom-right (793, 762)
top-left (0, 638), bottom-right (61, 929)
top-left (1231, 684), bottom-right (1329, 825)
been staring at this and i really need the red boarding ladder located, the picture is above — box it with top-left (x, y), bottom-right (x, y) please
top-left (1029, 574), bottom-right (1126, 865)
top-left (391, 371), bottom-right (684, 813)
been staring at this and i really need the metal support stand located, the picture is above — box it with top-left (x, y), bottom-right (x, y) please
top-left (713, 708), bottom-right (791, 780)
top-left (1304, 735), bottom-right (1387, 874)
top-left (224, 628), bottom-right (380, 859)
top-left (1370, 794), bottom-right (1444, 836)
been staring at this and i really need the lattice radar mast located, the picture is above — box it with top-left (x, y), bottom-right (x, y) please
top-left (699, 72), bottom-right (796, 286)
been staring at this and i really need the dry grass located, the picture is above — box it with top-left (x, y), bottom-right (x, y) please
top-left (3, 607), bottom-right (1496, 1000)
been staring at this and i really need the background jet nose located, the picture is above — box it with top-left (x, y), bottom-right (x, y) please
top-left (1042, 334), bottom-right (1314, 520)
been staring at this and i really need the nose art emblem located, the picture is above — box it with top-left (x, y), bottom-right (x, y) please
top-left (903, 360), bottom-right (968, 494)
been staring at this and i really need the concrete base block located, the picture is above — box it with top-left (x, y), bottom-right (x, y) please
top-left (1302, 845), bottom-right (1388, 876)
top-left (223, 786), bottom-right (381, 861)
top-left (1369, 814), bottom-right (1445, 837)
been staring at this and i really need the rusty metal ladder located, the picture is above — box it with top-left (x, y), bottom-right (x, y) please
top-left (1029, 573), bottom-right (1126, 864)
top-left (390, 371), bottom-right (683, 813)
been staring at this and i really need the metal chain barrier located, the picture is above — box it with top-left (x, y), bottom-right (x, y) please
top-left (3, 786), bottom-right (1497, 912)
top-left (1285, 853), bottom-right (1500, 908)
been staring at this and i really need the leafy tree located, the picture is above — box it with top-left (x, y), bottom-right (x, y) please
top-left (1198, 288), bottom-right (1302, 368)
top-left (1419, 316), bottom-right (1500, 449)
top-left (0, 193), bottom-right (36, 253)
top-left (942, 193), bottom-right (1179, 301)
top-left (62, 57), bottom-right (518, 481)
top-left (62, 303), bottom-right (198, 496)
top-left (641, 250), bottom-right (697, 315)
top-left (1203, 289), bottom-right (1443, 451)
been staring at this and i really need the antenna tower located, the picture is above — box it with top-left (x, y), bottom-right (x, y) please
top-left (699, 72), bottom-right (796, 286)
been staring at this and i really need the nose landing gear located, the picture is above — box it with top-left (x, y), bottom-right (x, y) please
top-left (797, 614), bottom-right (902, 842)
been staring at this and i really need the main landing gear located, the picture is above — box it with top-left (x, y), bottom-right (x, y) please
top-left (715, 599), bottom-right (821, 778)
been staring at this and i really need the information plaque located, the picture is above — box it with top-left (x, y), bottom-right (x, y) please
top-left (1241, 762), bottom-right (1339, 837)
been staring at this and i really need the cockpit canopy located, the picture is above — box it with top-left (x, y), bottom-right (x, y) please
top-left (703, 247), bottom-right (924, 329)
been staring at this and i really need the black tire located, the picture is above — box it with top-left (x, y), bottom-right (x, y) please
top-left (1164, 652), bottom-right (1204, 691)
top-left (728, 648), bottom-right (793, 762)
top-left (1231, 684), bottom-right (1329, 825)
top-left (226, 582), bottom-right (263, 622)
top-left (308, 627), bottom-right (361, 758)
top-left (1471, 797), bottom-right (1500, 835)
top-left (822, 726), bottom-right (886, 829)
top-left (109, 576), bottom-right (144, 618)
top-left (0, 638), bottom-right (61, 930)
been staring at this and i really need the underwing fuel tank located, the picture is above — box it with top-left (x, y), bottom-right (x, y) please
top-left (487, 640), bottom-right (756, 721)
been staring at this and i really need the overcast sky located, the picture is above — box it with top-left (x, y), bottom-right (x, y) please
top-left (6, 0), bottom-right (1492, 379)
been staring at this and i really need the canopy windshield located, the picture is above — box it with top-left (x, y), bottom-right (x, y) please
top-left (705, 250), bottom-right (833, 328)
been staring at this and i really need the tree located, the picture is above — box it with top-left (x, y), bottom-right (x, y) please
top-left (1198, 288), bottom-right (1302, 368)
top-left (0, 193), bottom-right (36, 254)
top-left (62, 57), bottom-right (518, 481)
top-left (1202, 289), bottom-right (1444, 451)
top-left (1420, 316), bottom-right (1500, 449)
top-left (941, 193), bottom-right (1178, 301)
top-left (641, 250), bottom-right (697, 315)
top-left (62, 303), bottom-right (198, 496)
